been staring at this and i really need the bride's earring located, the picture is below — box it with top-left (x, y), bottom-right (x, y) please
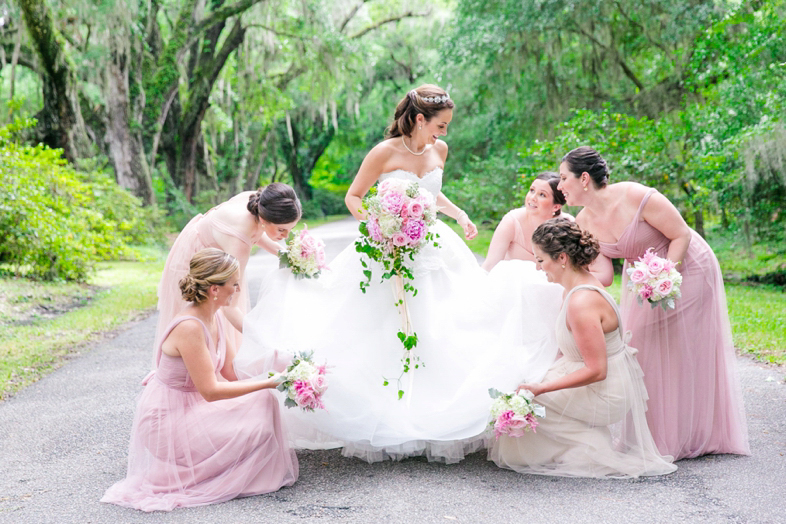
top-left (419, 125), bottom-right (422, 130)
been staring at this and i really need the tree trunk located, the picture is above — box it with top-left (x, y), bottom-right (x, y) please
top-left (105, 13), bottom-right (155, 205)
top-left (278, 112), bottom-right (335, 202)
top-left (17, 0), bottom-right (91, 163)
top-left (176, 19), bottom-right (245, 202)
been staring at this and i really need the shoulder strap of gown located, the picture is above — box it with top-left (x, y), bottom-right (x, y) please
top-left (564, 285), bottom-right (623, 331)
top-left (155, 315), bottom-right (212, 368)
top-left (634, 188), bottom-right (658, 222)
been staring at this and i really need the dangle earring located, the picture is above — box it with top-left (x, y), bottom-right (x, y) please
top-left (214, 294), bottom-right (218, 301)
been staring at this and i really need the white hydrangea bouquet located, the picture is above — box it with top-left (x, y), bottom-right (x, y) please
top-left (626, 248), bottom-right (683, 310)
top-left (270, 351), bottom-right (328, 412)
top-left (278, 226), bottom-right (328, 279)
top-left (488, 388), bottom-right (545, 439)
top-left (355, 178), bottom-right (439, 400)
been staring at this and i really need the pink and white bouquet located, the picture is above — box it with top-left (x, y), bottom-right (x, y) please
top-left (271, 351), bottom-right (328, 412)
top-left (355, 179), bottom-right (440, 399)
top-left (278, 226), bottom-right (328, 279)
top-left (488, 388), bottom-right (545, 439)
top-left (356, 178), bottom-right (438, 282)
top-left (626, 248), bottom-right (683, 310)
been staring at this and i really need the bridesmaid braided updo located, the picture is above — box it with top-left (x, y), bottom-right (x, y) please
top-left (247, 183), bottom-right (302, 224)
top-left (179, 248), bottom-right (240, 304)
top-left (562, 146), bottom-right (610, 189)
top-left (532, 218), bottom-right (600, 268)
top-left (387, 84), bottom-right (454, 139)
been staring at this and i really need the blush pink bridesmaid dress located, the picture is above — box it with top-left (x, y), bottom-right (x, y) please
top-left (102, 315), bottom-right (298, 511)
top-left (154, 203), bottom-right (253, 361)
top-left (599, 188), bottom-right (750, 460)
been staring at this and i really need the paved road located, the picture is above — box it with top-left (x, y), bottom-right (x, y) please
top-left (1, 218), bottom-right (785, 523)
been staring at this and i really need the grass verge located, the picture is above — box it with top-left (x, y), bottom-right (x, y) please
top-left (0, 253), bottom-right (165, 400)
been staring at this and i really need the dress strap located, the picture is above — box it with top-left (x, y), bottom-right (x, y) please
top-left (510, 212), bottom-right (534, 256)
top-left (634, 188), bottom-right (658, 222)
top-left (154, 315), bottom-right (213, 369)
top-left (564, 285), bottom-right (623, 332)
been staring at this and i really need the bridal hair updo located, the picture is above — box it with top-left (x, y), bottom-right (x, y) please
top-left (179, 248), bottom-right (240, 304)
top-left (532, 218), bottom-right (600, 268)
top-left (387, 84), bottom-right (455, 139)
top-left (247, 183), bottom-right (302, 224)
top-left (562, 146), bottom-right (610, 189)
top-left (535, 172), bottom-right (566, 214)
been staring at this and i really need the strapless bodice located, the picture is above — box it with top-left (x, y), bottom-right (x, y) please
top-left (378, 167), bottom-right (443, 198)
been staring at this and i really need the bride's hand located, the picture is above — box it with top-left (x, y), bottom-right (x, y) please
top-left (457, 212), bottom-right (478, 240)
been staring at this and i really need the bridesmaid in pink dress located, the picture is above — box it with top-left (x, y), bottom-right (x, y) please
top-left (154, 184), bottom-right (301, 360)
top-left (557, 146), bottom-right (750, 460)
top-left (103, 248), bottom-right (298, 511)
top-left (482, 172), bottom-right (572, 271)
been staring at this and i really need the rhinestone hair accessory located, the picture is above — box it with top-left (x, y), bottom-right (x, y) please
top-left (410, 89), bottom-right (450, 104)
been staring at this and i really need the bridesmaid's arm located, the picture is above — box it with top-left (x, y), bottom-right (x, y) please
top-left (170, 320), bottom-right (278, 401)
top-left (517, 291), bottom-right (609, 397)
top-left (345, 144), bottom-right (389, 221)
top-left (588, 254), bottom-right (614, 287)
top-left (640, 190), bottom-right (692, 266)
top-left (255, 232), bottom-right (283, 255)
top-left (481, 214), bottom-right (516, 272)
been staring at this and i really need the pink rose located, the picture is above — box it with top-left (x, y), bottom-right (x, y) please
top-left (629, 267), bottom-right (649, 284)
top-left (505, 415), bottom-right (532, 437)
top-left (639, 284), bottom-right (654, 301)
top-left (647, 257), bottom-right (665, 276)
top-left (656, 278), bottom-right (673, 296)
top-left (310, 374), bottom-right (328, 395)
top-left (494, 410), bottom-right (515, 439)
top-left (406, 200), bottom-right (425, 219)
top-left (392, 232), bottom-right (408, 247)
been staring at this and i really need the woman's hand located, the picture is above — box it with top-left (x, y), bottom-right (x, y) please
top-left (458, 212), bottom-right (478, 240)
top-left (516, 382), bottom-right (547, 397)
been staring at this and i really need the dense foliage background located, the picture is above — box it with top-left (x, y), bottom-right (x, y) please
top-left (0, 0), bottom-right (783, 280)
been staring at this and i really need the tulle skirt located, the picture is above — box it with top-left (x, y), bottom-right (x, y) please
top-left (234, 221), bottom-right (563, 463)
top-left (101, 378), bottom-right (298, 512)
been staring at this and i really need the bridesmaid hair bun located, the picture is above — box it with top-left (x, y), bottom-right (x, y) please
top-left (178, 248), bottom-right (240, 303)
top-left (532, 218), bottom-right (600, 268)
top-left (387, 84), bottom-right (455, 139)
top-left (562, 146), bottom-right (610, 189)
top-left (247, 183), bottom-right (302, 224)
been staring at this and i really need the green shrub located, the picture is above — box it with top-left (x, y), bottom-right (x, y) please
top-left (0, 122), bottom-right (158, 281)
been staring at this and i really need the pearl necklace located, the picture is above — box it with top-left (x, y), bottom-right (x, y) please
top-left (401, 136), bottom-right (428, 156)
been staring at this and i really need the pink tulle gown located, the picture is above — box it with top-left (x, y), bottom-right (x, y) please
top-left (599, 188), bottom-right (750, 460)
top-left (155, 203), bottom-right (253, 359)
top-left (102, 315), bottom-right (298, 512)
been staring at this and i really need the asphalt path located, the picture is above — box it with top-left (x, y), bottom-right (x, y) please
top-left (1, 217), bottom-right (784, 523)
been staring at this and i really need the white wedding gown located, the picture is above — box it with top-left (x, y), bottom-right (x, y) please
top-left (234, 168), bottom-right (564, 463)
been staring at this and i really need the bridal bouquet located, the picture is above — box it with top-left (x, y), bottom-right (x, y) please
top-left (626, 248), bottom-right (683, 310)
top-left (355, 178), bottom-right (440, 399)
top-left (278, 226), bottom-right (328, 279)
top-left (271, 351), bottom-right (328, 412)
top-left (488, 388), bottom-right (545, 439)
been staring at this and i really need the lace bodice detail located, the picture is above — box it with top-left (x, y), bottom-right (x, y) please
top-left (378, 167), bottom-right (443, 198)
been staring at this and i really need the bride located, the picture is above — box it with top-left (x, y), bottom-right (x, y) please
top-left (234, 84), bottom-right (563, 463)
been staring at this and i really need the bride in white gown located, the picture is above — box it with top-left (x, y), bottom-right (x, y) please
top-left (234, 84), bottom-right (563, 463)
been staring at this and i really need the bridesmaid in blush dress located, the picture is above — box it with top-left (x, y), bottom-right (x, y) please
top-left (482, 172), bottom-right (572, 271)
top-left (102, 249), bottom-right (298, 512)
top-left (557, 146), bottom-right (750, 460)
top-left (489, 219), bottom-right (676, 478)
top-left (154, 183), bottom-right (301, 361)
